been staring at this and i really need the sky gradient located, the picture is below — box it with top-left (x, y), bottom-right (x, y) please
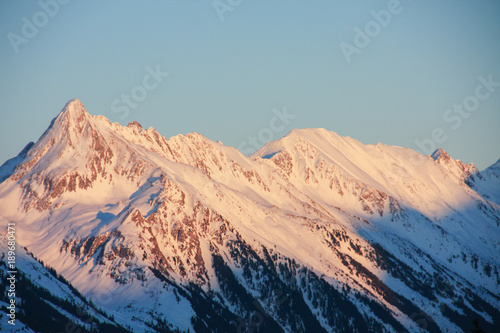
top-left (1, 0), bottom-right (499, 170)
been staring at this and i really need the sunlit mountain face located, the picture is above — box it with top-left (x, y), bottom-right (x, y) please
top-left (1, 99), bottom-right (499, 332)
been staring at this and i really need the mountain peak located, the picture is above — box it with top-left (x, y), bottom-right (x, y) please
top-left (53, 98), bottom-right (90, 132)
top-left (284, 127), bottom-right (333, 139)
top-left (2, 101), bottom-right (500, 332)
top-left (127, 120), bottom-right (143, 129)
top-left (431, 148), bottom-right (449, 161)
top-left (63, 98), bottom-right (84, 108)
top-left (61, 98), bottom-right (87, 116)
top-left (252, 128), bottom-right (348, 160)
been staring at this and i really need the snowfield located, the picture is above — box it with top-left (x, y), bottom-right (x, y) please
top-left (1, 99), bottom-right (499, 332)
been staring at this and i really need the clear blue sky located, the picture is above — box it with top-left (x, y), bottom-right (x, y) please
top-left (1, 0), bottom-right (499, 170)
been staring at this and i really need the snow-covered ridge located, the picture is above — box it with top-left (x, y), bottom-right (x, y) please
top-left (0, 235), bottom-right (127, 332)
top-left (0, 99), bottom-right (499, 332)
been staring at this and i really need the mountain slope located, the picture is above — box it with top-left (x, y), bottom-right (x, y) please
top-left (0, 99), bottom-right (499, 332)
top-left (466, 158), bottom-right (500, 205)
top-left (0, 235), bottom-right (129, 332)
top-left (253, 129), bottom-right (499, 284)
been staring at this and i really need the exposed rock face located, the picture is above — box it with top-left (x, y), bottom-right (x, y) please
top-left (0, 100), bottom-right (499, 332)
top-left (431, 148), bottom-right (478, 184)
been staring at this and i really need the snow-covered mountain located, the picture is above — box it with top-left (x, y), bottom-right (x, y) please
top-left (0, 99), bottom-right (499, 332)
top-left (0, 235), bottom-right (129, 332)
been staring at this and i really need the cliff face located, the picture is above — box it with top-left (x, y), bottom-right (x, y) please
top-left (1, 99), bottom-right (499, 332)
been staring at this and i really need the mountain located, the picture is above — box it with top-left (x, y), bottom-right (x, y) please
top-left (0, 236), bottom-right (129, 332)
top-left (0, 99), bottom-right (499, 332)
top-left (465, 158), bottom-right (500, 206)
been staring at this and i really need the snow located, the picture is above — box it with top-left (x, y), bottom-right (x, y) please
top-left (0, 142), bottom-right (34, 183)
top-left (0, 236), bottom-right (117, 330)
top-left (0, 100), bottom-right (499, 332)
top-left (0, 302), bottom-right (36, 333)
top-left (469, 159), bottom-right (500, 205)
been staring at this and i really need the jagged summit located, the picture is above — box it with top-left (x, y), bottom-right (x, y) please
top-left (1, 100), bottom-right (500, 332)
top-left (431, 148), bottom-right (448, 161)
top-left (57, 98), bottom-right (89, 125)
top-left (429, 147), bottom-right (478, 185)
top-left (62, 98), bottom-right (86, 113)
top-left (37, 98), bottom-right (93, 146)
top-left (127, 120), bottom-right (142, 129)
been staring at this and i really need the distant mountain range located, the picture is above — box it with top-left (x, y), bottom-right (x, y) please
top-left (1, 99), bottom-right (499, 332)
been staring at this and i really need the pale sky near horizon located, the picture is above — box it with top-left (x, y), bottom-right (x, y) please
top-left (1, 1), bottom-right (499, 170)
